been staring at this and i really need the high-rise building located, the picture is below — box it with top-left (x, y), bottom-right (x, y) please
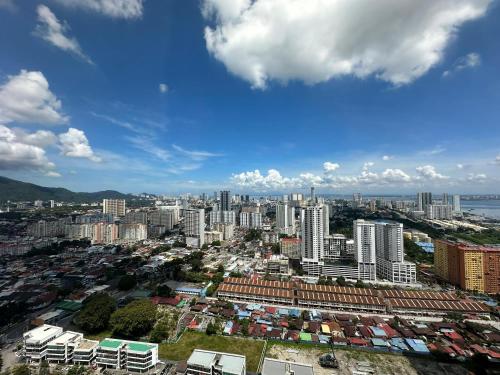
top-left (417, 192), bottom-right (432, 212)
top-left (310, 187), bottom-right (316, 203)
top-left (374, 222), bottom-right (416, 284)
top-left (210, 210), bottom-right (236, 226)
top-left (276, 203), bottom-right (295, 235)
top-left (220, 190), bottom-right (230, 211)
top-left (425, 204), bottom-right (452, 220)
top-left (184, 209), bottom-right (205, 248)
top-left (301, 206), bottom-right (324, 262)
top-left (353, 219), bottom-right (376, 281)
top-left (453, 195), bottom-right (461, 212)
top-left (103, 199), bottom-right (126, 217)
top-left (321, 204), bottom-right (330, 237)
top-left (434, 239), bottom-right (500, 294)
top-left (239, 212), bottom-right (262, 228)
top-left (442, 193), bottom-right (449, 205)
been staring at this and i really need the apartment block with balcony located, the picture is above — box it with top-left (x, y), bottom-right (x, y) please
top-left (46, 331), bottom-right (83, 364)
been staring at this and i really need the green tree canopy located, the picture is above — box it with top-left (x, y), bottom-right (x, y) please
top-left (118, 274), bottom-right (137, 291)
top-left (110, 299), bottom-right (157, 339)
top-left (74, 293), bottom-right (116, 333)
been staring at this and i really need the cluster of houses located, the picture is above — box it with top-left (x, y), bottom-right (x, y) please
top-left (187, 298), bottom-right (500, 361)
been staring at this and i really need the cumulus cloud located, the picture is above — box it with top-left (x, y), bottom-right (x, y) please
top-left (34, 5), bottom-right (93, 64)
top-left (58, 128), bottom-right (101, 162)
top-left (443, 52), bottom-right (481, 77)
top-left (202, 0), bottom-right (491, 89)
top-left (53, 0), bottom-right (144, 19)
top-left (0, 70), bottom-right (68, 125)
top-left (231, 169), bottom-right (300, 190)
top-left (382, 155), bottom-right (393, 161)
top-left (466, 173), bottom-right (487, 182)
top-left (323, 161), bottom-right (340, 172)
top-left (415, 165), bottom-right (448, 180)
top-left (0, 124), bottom-right (57, 173)
top-left (159, 83), bottom-right (168, 93)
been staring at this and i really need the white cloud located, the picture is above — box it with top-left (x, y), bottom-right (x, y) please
top-left (323, 161), bottom-right (340, 172)
top-left (495, 155), bottom-right (500, 165)
top-left (58, 128), bottom-right (101, 162)
top-left (0, 124), bottom-right (57, 173)
top-left (45, 171), bottom-right (61, 177)
top-left (466, 173), bottom-right (487, 182)
top-left (34, 5), bottom-right (93, 64)
top-left (159, 83), bottom-right (168, 93)
top-left (202, 0), bottom-right (491, 89)
top-left (13, 128), bottom-right (57, 147)
top-left (380, 169), bottom-right (412, 183)
top-left (415, 165), bottom-right (448, 180)
top-left (0, 70), bottom-right (68, 125)
top-left (457, 163), bottom-right (464, 169)
top-left (126, 136), bottom-right (171, 161)
top-left (54, 0), bottom-right (144, 19)
top-left (231, 169), bottom-right (300, 190)
top-left (443, 52), bottom-right (481, 77)
top-left (382, 155), bottom-right (393, 161)
top-left (172, 144), bottom-right (222, 161)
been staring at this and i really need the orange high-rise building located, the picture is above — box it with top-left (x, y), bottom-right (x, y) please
top-left (434, 239), bottom-right (500, 294)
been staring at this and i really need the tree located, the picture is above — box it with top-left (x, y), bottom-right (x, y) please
top-left (336, 276), bottom-right (347, 286)
top-left (66, 365), bottom-right (88, 375)
top-left (118, 274), bottom-right (137, 291)
top-left (12, 365), bottom-right (30, 375)
top-left (206, 322), bottom-right (217, 335)
top-left (110, 299), bottom-right (157, 339)
top-left (39, 361), bottom-right (49, 375)
top-left (216, 264), bottom-right (224, 273)
top-left (211, 240), bottom-right (221, 247)
top-left (156, 284), bottom-right (175, 298)
top-left (201, 243), bottom-right (209, 250)
top-left (355, 279), bottom-right (366, 288)
top-left (241, 318), bottom-right (249, 336)
top-left (150, 320), bottom-right (170, 343)
top-left (74, 293), bottom-right (116, 333)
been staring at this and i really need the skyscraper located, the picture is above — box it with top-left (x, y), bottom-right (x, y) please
top-left (417, 192), bottom-right (432, 211)
top-left (353, 219), bottom-right (376, 280)
top-left (453, 194), bottom-right (461, 212)
top-left (184, 208), bottom-right (205, 248)
top-left (310, 186), bottom-right (316, 204)
top-left (276, 203), bottom-right (295, 235)
top-left (220, 190), bottom-right (230, 211)
top-left (442, 193), bottom-right (449, 205)
top-left (301, 206), bottom-right (324, 262)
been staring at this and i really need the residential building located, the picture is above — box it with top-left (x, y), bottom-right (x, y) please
top-left (205, 231), bottom-right (223, 244)
top-left (209, 210), bottom-right (236, 226)
top-left (434, 239), bottom-right (500, 294)
top-left (276, 203), bottom-right (295, 235)
top-left (184, 208), bottom-right (205, 248)
top-left (265, 255), bottom-right (290, 275)
top-left (220, 190), bottom-right (231, 211)
top-left (426, 204), bottom-right (452, 220)
top-left (73, 339), bottom-right (99, 365)
top-left (148, 210), bottom-right (175, 229)
top-left (212, 222), bottom-right (234, 240)
top-left (453, 195), bottom-right (461, 212)
top-left (119, 224), bottom-right (147, 242)
top-left (186, 349), bottom-right (246, 375)
top-left (417, 192), bottom-right (432, 212)
top-left (353, 219), bottom-right (376, 281)
top-left (23, 325), bottom-right (63, 362)
top-left (301, 206), bottom-right (324, 275)
top-left (102, 199), bottom-right (126, 217)
top-left (280, 237), bottom-right (301, 259)
top-left (239, 212), bottom-right (262, 229)
top-left (123, 211), bottom-right (148, 224)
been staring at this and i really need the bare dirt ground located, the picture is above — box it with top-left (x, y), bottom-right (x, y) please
top-left (266, 344), bottom-right (469, 375)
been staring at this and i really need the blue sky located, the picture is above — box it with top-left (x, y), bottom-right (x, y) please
top-left (1, 0), bottom-right (500, 195)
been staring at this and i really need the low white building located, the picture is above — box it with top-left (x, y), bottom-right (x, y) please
top-left (186, 349), bottom-right (246, 375)
top-left (23, 325), bottom-right (63, 362)
top-left (96, 338), bottom-right (158, 373)
top-left (46, 331), bottom-right (84, 363)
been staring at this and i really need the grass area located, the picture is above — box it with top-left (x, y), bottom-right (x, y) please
top-left (159, 331), bottom-right (265, 372)
top-left (452, 229), bottom-right (500, 245)
top-left (85, 329), bottom-right (113, 341)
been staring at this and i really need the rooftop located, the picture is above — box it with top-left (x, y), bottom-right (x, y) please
top-left (99, 339), bottom-right (123, 349)
top-left (127, 342), bottom-right (155, 352)
top-left (262, 358), bottom-right (314, 375)
top-left (48, 331), bottom-right (82, 346)
top-left (24, 324), bottom-right (63, 343)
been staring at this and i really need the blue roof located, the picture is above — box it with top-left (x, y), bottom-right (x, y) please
top-left (175, 287), bottom-right (202, 293)
top-left (390, 338), bottom-right (409, 351)
top-left (256, 319), bottom-right (272, 325)
top-left (405, 339), bottom-right (430, 353)
top-left (416, 242), bottom-right (434, 253)
top-left (278, 308), bottom-right (289, 316)
top-left (371, 338), bottom-right (388, 347)
top-left (370, 326), bottom-right (387, 337)
top-left (238, 311), bottom-right (251, 318)
top-left (289, 309), bottom-right (300, 317)
top-left (246, 303), bottom-right (262, 311)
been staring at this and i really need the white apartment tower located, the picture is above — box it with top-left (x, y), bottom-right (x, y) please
top-left (276, 203), bottom-right (295, 235)
top-left (102, 199), bottom-right (126, 217)
top-left (301, 206), bottom-right (324, 262)
top-left (184, 208), bottom-right (205, 248)
top-left (453, 194), bottom-right (461, 212)
top-left (353, 219), bottom-right (376, 281)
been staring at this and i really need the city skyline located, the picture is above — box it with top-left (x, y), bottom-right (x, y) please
top-left (1, 1), bottom-right (500, 194)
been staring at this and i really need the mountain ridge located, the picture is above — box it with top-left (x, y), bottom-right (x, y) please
top-left (0, 176), bottom-right (133, 203)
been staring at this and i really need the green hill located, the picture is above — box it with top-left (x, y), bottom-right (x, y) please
top-left (0, 176), bottom-right (133, 203)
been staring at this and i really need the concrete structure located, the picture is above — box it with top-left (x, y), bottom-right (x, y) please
top-left (280, 237), bottom-right (301, 259)
top-left (262, 358), bottom-right (314, 375)
top-left (209, 210), bottom-right (236, 226)
top-left (453, 194), bottom-right (461, 213)
top-left (212, 222), bottom-right (234, 240)
top-left (276, 203), bottom-right (295, 235)
top-left (96, 338), bottom-right (158, 373)
top-left (353, 220), bottom-right (376, 281)
top-left (73, 339), bottom-right (99, 365)
top-left (239, 212), bottom-right (262, 229)
top-left (184, 208), bottom-right (205, 248)
top-left (103, 199), bottom-right (126, 217)
top-left (426, 204), bottom-right (452, 220)
top-left (186, 349), bottom-right (246, 375)
top-left (417, 192), bottom-right (432, 212)
top-left (220, 190), bottom-right (231, 211)
top-left (265, 255), bottom-right (290, 275)
top-left (23, 325), bottom-right (63, 362)
top-left (46, 331), bottom-right (84, 363)
top-left (434, 239), bottom-right (500, 294)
